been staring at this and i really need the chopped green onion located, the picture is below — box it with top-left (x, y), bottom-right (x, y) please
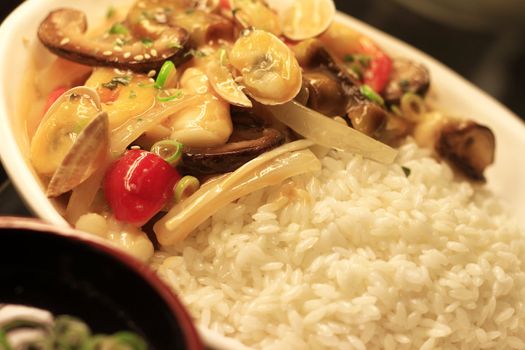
top-left (175, 176), bottom-right (200, 202)
top-left (401, 166), bottom-right (411, 177)
top-left (168, 41), bottom-right (183, 49)
top-left (359, 84), bottom-right (384, 106)
top-left (390, 105), bottom-right (402, 117)
top-left (343, 54), bottom-right (354, 63)
top-left (184, 49), bottom-right (207, 58)
top-left (106, 6), bottom-right (116, 19)
top-left (102, 75), bottom-right (132, 90)
top-left (141, 38), bottom-right (154, 47)
top-left (112, 331), bottom-right (148, 350)
top-left (109, 23), bottom-right (129, 35)
top-left (151, 139), bottom-right (183, 166)
top-left (154, 61), bottom-right (176, 89)
top-left (54, 315), bottom-right (91, 348)
top-left (0, 329), bottom-right (12, 350)
top-left (400, 92), bottom-right (426, 122)
top-left (156, 90), bottom-right (183, 102)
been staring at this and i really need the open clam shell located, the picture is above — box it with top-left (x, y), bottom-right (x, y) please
top-left (30, 86), bottom-right (109, 197)
top-left (46, 111), bottom-right (109, 197)
top-left (281, 0), bottom-right (335, 41)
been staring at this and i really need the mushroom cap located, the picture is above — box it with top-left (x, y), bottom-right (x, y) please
top-left (180, 112), bottom-right (285, 175)
top-left (383, 58), bottom-right (431, 106)
top-left (38, 8), bottom-right (190, 72)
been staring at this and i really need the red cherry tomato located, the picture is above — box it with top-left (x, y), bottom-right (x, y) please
top-left (358, 37), bottom-right (392, 93)
top-left (104, 149), bottom-right (181, 226)
top-left (43, 86), bottom-right (68, 114)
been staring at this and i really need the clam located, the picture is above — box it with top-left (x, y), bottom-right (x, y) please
top-left (281, 0), bottom-right (335, 41)
top-left (205, 49), bottom-right (252, 107)
top-left (30, 87), bottom-right (109, 197)
top-left (230, 0), bottom-right (282, 36)
top-left (229, 30), bottom-right (302, 105)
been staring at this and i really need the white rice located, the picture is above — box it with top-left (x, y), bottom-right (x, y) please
top-left (151, 140), bottom-right (525, 349)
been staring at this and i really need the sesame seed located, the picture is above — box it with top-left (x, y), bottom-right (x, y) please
top-left (116, 38), bottom-right (124, 46)
top-left (134, 55), bottom-right (144, 61)
top-left (60, 37), bottom-right (70, 46)
top-left (130, 145), bottom-right (141, 150)
top-left (123, 52), bottom-right (131, 59)
top-left (113, 46), bottom-right (123, 52)
top-left (103, 50), bottom-right (113, 56)
top-left (144, 53), bottom-right (151, 59)
top-left (147, 70), bottom-right (156, 77)
top-left (150, 49), bottom-right (158, 57)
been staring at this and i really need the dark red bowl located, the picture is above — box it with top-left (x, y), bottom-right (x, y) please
top-left (0, 217), bottom-right (202, 350)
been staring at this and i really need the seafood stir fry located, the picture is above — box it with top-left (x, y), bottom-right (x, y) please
top-left (30, 0), bottom-right (495, 260)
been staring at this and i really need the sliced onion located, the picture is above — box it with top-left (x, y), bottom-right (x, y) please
top-left (154, 144), bottom-right (320, 245)
top-left (266, 100), bottom-right (398, 164)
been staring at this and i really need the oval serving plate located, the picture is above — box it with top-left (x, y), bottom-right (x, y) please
top-left (0, 1), bottom-right (524, 350)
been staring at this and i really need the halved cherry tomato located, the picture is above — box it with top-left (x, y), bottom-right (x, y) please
top-left (358, 37), bottom-right (392, 93)
top-left (43, 86), bottom-right (68, 114)
top-left (220, 0), bottom-right (231, 10)
top-left (104, 149), bottom-right (181, 226)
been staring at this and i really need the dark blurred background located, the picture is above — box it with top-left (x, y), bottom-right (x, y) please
top-left (0, 0), bottom-right (524, 216)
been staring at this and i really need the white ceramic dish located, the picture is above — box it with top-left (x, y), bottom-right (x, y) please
top-left (0, 1), bottom-right (524, 349)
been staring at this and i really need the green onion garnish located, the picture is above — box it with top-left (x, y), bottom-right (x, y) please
top-left (106, 6), bottom-right (116, 19)
top-left (174, 176), bottom-right (200, 202)
top-left (359, 84), bottom-right (384, 106)
top-left (156, 90), bottom-right (183, 102)
top-left (102, 75), bottom-right (132, 90)
top-left (141, 38), bottom-right (154, 47)
top-left (112, 331), bottom-right (148, 350)
top-left (151, 139), bottom-right (183, 166)
top-left (109, 23), bottom-right (129, 35)
top-left (154, 61), bottom-right (176, 89)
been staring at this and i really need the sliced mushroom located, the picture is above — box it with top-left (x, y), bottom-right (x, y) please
top-left (302, 70), bottom-right (347, 116)
top-left (383, 58), bottom-right (430, 106)
top-left (436, 121), bottom-right (495, 181)
top-left (30, 87), bottom-right (109, 197)
top-left (38, 8), bottom-right (189, 72)
top-left (293, 39), bottom-right (389, 137)
top-left (181, 112), bottom-right (285, 174)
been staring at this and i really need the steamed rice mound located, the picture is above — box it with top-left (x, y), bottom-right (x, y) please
top-left (152, 140), bottom-right (525, 349)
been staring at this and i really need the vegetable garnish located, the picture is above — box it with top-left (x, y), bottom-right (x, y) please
top-left (106, 6), bottom-right (116, 19)
top-left (266, 101), bottom-right (398, 164)
top-left (154, 61), bottom-right (176, 89)
top-left (156, 89), bottom-right (183, 102)
top-left (402, 166), bottom-right (411, 177)
top-left (400, 92), bottom-right (427, 122)
top-left (360, 84), bottom-right (385, 106)
top-left (101, 75), bottom-right (132, 90)
top-left (174, 176), bottom-right (200, 202)
top-left (0, 308), bottom-right (147, 350)
top-left (141, 38), bottom-right (154, 47)
top-left (150, 139), bottom-right (183, 166)
top-left (108, 22), bottom-right (129, 36)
